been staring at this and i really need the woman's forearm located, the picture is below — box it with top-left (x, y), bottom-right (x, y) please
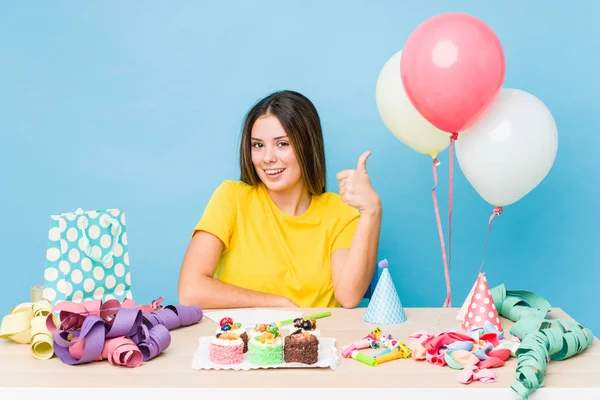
top-left (335, 208), bottom-right (382, 308)
top-left (179, 275), bottom-right (294, 309)
top-left (178, 232), bottom-right (295, 309)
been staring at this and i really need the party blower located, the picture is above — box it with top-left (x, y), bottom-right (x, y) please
top-left (341, 327), bottom-right (382, 358)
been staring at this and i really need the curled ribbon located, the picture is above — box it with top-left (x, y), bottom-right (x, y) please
top-left (0, 299), bottom-right (55, 360)
top-left (489, 284), bottom-right (594, 399)
top-left (47, 298), bottom-right (202, 367)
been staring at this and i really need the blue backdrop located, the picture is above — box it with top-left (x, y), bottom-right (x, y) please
top-left (1, 1), bottom-right (597, 335)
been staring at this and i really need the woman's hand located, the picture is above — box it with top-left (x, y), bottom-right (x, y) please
top-left (336, 151), bottom-right (382, 215)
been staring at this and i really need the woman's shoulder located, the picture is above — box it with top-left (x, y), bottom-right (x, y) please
top-left (213, 179), bottom-right (254, 194)
top-left (210, 179), bottom-right (259, 203)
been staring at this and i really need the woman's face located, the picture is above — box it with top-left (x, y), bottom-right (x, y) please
top-left (250, 114), bottom-right (303, 193)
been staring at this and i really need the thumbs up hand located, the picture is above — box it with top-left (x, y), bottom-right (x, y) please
top-left (336, 151), bottom-right (382, 215)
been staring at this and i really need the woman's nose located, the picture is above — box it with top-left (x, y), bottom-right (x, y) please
top-left (264, 147), bottom-right (277, 163)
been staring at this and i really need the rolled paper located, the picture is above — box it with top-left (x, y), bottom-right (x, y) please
top-left (351, 350), bottom-right (376, 367)
top-left (374, 348), bottom-right (392, 358)
top-left (375, 350), bottom-right (405, 365)
top-left (353, 338), bottom-right (372, 349)
top-left (69, 336), bottom-right (143, 368)
top-left (165, 304), bottom-right (203, 327)
top-left (54, 316), bottom-right (108, 365)
top-left (45, 297), bottom-right (199, 367)
top-left (103, 337), bottom-right (143, 367)
top-left (30, 299), bottom-right (54, 360)
top-left (137, 324), bottom-right (171, 361)
top-left (0, 302), bottom-right (35, 344)
top-left (342, 337), bottom-right (375, 357)
top-left (488, 284), bottom-right (595, 399)
top-left (0, 299), bottom-right (56, 360)
top-left (341, 344), bottom-right (357, 358)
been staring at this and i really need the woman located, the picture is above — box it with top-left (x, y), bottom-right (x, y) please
top-left (178, 90), bottom-right (382, 309)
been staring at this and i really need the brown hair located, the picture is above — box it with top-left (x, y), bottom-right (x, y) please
top-left (239, 90), bottom-right (326, 195)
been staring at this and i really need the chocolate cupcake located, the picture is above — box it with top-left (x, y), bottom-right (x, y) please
top-left (284, 331), bottom-right (319, 365)
top-left (285, 318), bottom-right (320, 337)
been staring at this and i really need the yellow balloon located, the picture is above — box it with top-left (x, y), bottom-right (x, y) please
top-left (376, 50), bottom-right (450, 157)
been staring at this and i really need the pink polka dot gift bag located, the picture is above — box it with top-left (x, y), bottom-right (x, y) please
top-left (42, 208), bottom-right (132, 305)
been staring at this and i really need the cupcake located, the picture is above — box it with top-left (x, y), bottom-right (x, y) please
top-left (285, 318), bottom-right (320, 337)
top-left (284, 330), bottom-right (319, 365)
top-left (248, 323), bottom-right (271, 338)
top-left (248, 326), bottom-right (283, 366)
top-left (208, 331), bottom-right (244, 365)
top-left (216, 317), bottom-right (248, 353)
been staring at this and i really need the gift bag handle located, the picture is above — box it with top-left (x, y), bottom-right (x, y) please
top-left (76, 212), bottom-right (122, 264)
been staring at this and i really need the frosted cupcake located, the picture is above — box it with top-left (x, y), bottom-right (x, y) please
top-left (248, 323), bottom-right (271, 338)
top-left (285, 318), bottom-right (320, 337)
top-left (248, 326), bottom-right (284, 366)
top-left (208, 331), bottom-right (244, 365)
top-left (215, 317), bottom-right (248, 353)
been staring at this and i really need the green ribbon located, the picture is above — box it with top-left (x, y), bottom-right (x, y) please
top-left (489, 284), bottom-right (594, 399)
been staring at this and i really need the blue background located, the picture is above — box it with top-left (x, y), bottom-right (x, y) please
top-left (1, 1), bottom-right (598, 335)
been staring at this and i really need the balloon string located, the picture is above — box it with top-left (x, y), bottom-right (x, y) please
top-left (432, 157), bottom-right (451, 308)
top-left (479, 207), bottom-right (503, 273)
top-left (448, 133), bottom-right (458, 306)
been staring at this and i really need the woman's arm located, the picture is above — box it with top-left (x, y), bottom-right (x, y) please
top-left (332, 151), bottom-right (382, 308)
top-left (331, 207), bottom-right (381, 308)
top-left (178, 231), bottom-right (297, 309)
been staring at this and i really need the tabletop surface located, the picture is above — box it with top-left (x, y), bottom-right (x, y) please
top-left (1, 307), bottom-right (598, 389)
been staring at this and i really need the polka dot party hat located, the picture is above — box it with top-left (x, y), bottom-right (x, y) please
top-left (460, 273), bottom-right (503, 332)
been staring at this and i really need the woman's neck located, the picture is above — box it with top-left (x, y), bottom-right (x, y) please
top-left (266, 182), bottom-right (312, 216)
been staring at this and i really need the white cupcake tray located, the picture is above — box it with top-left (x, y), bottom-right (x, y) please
top-left (191, 336), bottom-right (339, 371)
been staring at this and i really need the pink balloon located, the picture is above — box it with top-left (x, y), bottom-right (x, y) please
top-left (401, 13), bottom-right (506, 134)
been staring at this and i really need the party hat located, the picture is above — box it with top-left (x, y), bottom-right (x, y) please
top-left (456, 279), bottom-right (478, 321)
top-left (460, 273), bottom-right (503, 331)
top-left (364, 259), bottom-right (407, 324)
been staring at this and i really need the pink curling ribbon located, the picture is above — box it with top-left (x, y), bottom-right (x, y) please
top-left (431, 156), bottom-right (451, 308)
top-left (69, 336), bottom-right (143, 367)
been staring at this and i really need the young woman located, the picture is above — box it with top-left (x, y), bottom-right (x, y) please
top-left (178, 90), bottom-right (382, 309)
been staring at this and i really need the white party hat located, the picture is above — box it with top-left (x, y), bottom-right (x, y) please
top-left (363, 259), bottom-right (407, 324)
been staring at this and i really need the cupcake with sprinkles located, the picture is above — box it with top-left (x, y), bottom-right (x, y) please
top-left (285, 318), bottom-right (320, 337)
top-left (249, 323), bottom-right (271, 339)
top-left (248, 325), bottom-right (284, 366)
top-left (215, 317), bottom-right (249, 353)
top-left (208, 331), bottom-right (244, 365)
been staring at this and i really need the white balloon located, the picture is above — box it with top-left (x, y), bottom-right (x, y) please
top-left (456, 88), bottom-right (558, 207)
top-left (376, 50), bottom-right (450, 157)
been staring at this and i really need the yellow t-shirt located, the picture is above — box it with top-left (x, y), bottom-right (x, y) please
top-left (193, 180), bottom-right (360, 308)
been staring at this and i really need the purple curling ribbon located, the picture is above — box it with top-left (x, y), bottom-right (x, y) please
top-left (142, 305), bottom-right (203, 330)
top-left (135, 324), bottom-right (171, 361)
top-left (54, 316), bottom-right (110, 365)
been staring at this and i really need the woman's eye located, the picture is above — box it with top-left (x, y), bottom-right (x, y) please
top-left (277, 141), bottom-right (289, 147)
top-left (252, 142), bottom-right (262, 148)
